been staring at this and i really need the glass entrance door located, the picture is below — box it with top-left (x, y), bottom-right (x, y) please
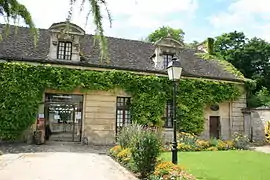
top-left (44, 94), bottom-right (83, 142)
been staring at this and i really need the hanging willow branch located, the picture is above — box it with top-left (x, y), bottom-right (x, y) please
top-left (0, 0), bottom-right (38, 45)
top-left (0, 0), bottom-right (111, 62)
top-left (69, 0), bottom-right (112, 63)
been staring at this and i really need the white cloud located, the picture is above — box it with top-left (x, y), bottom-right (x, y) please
top-left (208, 0), bottom-right (270, 41)
top-left (209, 0), bottom-right (270, 27)
top-left (209, 12), bottom-right (253, 29)
top-left (9, 0), bottom-right (197, 40)
top-left (228, 0), bottom-right (270, 14)
top-left (106, 0), bottom-right (198, 16)
top-left (255, 24), bottom-right (270, 41)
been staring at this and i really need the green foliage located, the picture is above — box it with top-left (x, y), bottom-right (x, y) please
top-left (0, 0), bottom-right (37, 44)
top-left (163, 132), bottom-right (239, 152)
top-left (196, 53), bottom-right (245, 80)
top-left (214, 31), bottom-right (270, 107)
top-left (130, 128), bottom-right (162, 178)
top-left (185, 40), bottom-right (199, 49)
top-left (177, 132), bottom-right (198, 146)
top-left (177, 79), bottom-right (241, 134)
top-left (0, 62), bottom-right (241, 140)
top-left (207, 37), bottom-right (215, 55)
top-left (147, 26), bottom-right (185, 43)
top-left (74, 0), bottom-right (112, 62)
top-left (248, 87), bottom-right (270, 107)
top-left (232, 132), bottom-right (250, 150)
top-left (117, 124), bottom-right (144, 149)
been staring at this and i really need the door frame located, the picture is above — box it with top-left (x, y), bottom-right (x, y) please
top-left (43, 101), bottom-right (83, 142)
top-left (209, 116), bottom-right (221, 139)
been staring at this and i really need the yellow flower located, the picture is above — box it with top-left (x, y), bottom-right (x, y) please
top-left (206, 147), bottom-right (218, 151)
top-left (116, 148), bottom-right (131, 161)
top-left (109, 145), bottom-right (122, 157)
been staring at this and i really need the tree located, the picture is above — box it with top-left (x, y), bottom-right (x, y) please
top-left (214, 31), bottom-right (270, 107)
top-left (0, 0), bottom-right (37, 42)
top-left (186, 40), bottom-right (199, 48)
top-left (248, 87), bottom-right (270, 107)
top-left (146, 26), bottom-right (185, 43)
top-left (0, 0), bottom-right (110, 59)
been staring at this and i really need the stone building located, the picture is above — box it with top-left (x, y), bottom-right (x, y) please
top-left (0, 22), bottom-right (247, 144)
top-left (243, 107), bottom-right (270, 143)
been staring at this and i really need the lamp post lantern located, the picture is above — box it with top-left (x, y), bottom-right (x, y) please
top-left (167, 57), bottom-right (182, 164)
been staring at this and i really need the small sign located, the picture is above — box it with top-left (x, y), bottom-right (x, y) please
top-left (38, 114), bottom-right (44, 118)
top-left (76, 112), bottom-right (81, 119)
top-left (54, 115), bottom-right (60, 119)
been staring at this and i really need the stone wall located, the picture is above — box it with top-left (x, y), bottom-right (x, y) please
top-left (243, 108), bottom-right (270, 143)
top-left (83, 90), bottom-right (129, 145)
top-left (199, 92), bottom-right (246, 140)
top-left (200, 102), bottom-right (230, 140)
top-left (231, 94), bottom-right (246, 134)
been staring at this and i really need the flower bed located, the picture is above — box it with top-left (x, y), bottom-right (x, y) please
top-left (163, 132), bottom-right (249, 152)
top-left (109, 124), bottom-right (196, 180)
top-left (109, 145), bottom-right (196, 180)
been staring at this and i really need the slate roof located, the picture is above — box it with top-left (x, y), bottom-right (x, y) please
top-left (0, 24), bottom-right (242, 82)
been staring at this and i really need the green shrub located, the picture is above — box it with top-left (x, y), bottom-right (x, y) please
top-left (178, 132), bottom-right (198, 146)
top-left (233, 132), bottom-right (250, 150)
top-left (0, 151), bottom-right (3, 155)
top-left (130, 128), bottom-right (162, 178)
top-left (117, 124), bottom-right (144, 148)
top-left (209, 137), bottom-right (219, 147)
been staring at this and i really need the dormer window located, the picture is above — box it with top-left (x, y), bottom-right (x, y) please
top-left (57, 41), bottom-right (72, 60)
top-left (163, 54), bottom-right (174, 69)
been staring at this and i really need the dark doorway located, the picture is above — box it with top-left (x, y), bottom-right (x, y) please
top-left (44, 94), bottom-right (83, 142)
top-left (209, 116), bottom-right (221, 139)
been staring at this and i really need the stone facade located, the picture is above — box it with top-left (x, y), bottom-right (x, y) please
top-left (83, 90), bottom-right (129, 145)
top-left (200, 102), bottom-right (231, 140)
top-left (48, 23), bottom-right (85, 61)
top-left (200, 92), bottom-right (246, 140)
top-left (231, 94), bottom-right (246, 134)
top-left (35, 89), bottom-right (129, 145)
top-left (164, 92), bottom-right (247, 142)
top-left (35, 87), bottom-right (246, 145)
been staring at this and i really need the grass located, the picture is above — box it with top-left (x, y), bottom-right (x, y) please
top-left (161, 151), bottom-right (270, 180)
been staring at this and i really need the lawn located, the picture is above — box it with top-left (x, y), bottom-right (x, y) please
top-left (161, 151), bottom-right (270, 180)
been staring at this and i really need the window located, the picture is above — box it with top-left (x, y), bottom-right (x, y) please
top-left (57, 41), bottom-right (72, 60)
top-left (163, 100), bottom-right (173, 128)
top-left (116, 97), bottom-right (131, 134)
top-left (163, 54), bottom-right (174, 69)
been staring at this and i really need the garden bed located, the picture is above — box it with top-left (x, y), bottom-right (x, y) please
top-left (162, 132), bottom-right (250, 152)
top-left (110, 125), bottom-right (196, 180)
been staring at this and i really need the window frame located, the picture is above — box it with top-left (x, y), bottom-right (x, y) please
top-left (163, 54), bottom-right (174, 69)
top-left (57, 41), bottom-right (72, 60)
top-left (116, 97), bottom-right (131, 135)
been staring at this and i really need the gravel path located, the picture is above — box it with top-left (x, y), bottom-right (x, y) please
top-left (253, 145), bottom-right (270, 154)
top-left (0, 142), bottom-right (137, 180)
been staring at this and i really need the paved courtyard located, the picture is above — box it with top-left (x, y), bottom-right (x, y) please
top-left (253, 145), bottom-right (270, 154)
top-left (0, 142), bottom-right (137, 180)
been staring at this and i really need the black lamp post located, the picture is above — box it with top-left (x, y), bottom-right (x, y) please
top-left (167, 57), bottom-right (182, 164)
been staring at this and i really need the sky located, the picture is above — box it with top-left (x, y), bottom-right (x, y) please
top-left (2, 0), bottom-right (270, 43)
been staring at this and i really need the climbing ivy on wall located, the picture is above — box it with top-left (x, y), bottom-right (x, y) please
top-left (0, 62), bottom-right (242, 140)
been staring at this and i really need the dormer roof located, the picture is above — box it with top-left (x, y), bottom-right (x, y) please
top-left (154, 37), bottom-right (184, 49)
top-left (49, 21), bottom-right (85, 36)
